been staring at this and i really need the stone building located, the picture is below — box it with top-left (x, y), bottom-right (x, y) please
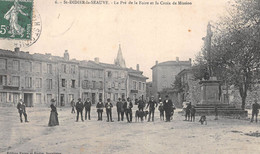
top-left (151, 57), bottom-right (191, 100)
top-left (0, 45), bottom-right (147, 107)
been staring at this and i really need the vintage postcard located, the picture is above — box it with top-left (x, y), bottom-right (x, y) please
top-left (0, 0), bottom-right (260, 153)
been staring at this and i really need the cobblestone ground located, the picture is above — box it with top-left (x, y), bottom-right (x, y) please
top-left (0, 106), bottom-right (259, 154)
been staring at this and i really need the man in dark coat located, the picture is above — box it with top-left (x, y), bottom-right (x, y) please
top-left (251, 100), bottom-right (260, 123)
top-left (105, 98), bottom-right (114, 122)
top-left (163, 95), bottom-right (173, 122)
top-left (137, 97), bottom-right (145, 111)
top-left (17, 99), bottom-right (29, 123)
top-left (123, 98), bottom-right (133, 122)
top-left (146, 96), bottom-right (158, 122)
top-left (96, 99), bottom-right (104, 121)
top-left (116, 98), bottom-right (124, 121)
top-left (185, 102), bottom-right (192, 121)
top-left (71, 99), bottom-right (75, 114)
top-left (76, 98), bottom-right (84, 122)
top-left (84, 98), bottom-right (91, 120)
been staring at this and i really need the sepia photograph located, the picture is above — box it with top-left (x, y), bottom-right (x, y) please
top-left (0, 0), bottom-right (260, 153)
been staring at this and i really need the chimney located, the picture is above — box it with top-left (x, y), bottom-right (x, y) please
top-left (64, 50), bottom-right (69, 60)
top-left (14, 47), bottom-right (20, 52)
top-left (136, 64), bottom-right (140, 71)
top-left (155, 61), bottom-right (158, 65)
top-left (94, 57), bottom-right (99, 63)
top-left (176, 57), bottom-right (179, 62)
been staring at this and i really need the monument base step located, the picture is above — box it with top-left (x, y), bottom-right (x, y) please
top-left (195, 104), bottom-right (248, 117)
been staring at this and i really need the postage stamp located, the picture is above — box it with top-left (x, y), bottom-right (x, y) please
top-left (0, 0), bottom-right (33, 40)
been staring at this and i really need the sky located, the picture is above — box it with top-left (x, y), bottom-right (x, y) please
top-left (0, 0), bottom-right (231, 81)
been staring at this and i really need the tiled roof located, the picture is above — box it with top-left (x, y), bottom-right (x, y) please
top-left (151, 60), bottom-right (191, 69)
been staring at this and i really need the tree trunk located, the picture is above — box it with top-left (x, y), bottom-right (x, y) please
top-left (241, 96), bottom-right (246, 110)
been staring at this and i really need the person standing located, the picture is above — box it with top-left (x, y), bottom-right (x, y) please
top-left (137, 97), bottom-right (145, 111)
top-left (76, 98), bottom-right (84, 122)
top-left (96, 99), bottom-right (104, 121)
top-left (251, 100), bottom-right (260, 123)
top-left (190, 105), bottom-right (196, 122)
top-left (71, 99), bottom-right (75, 114)
top-left (84, 98), bottom-right (91, 120)
top-left (48, 99), bottom-right (59, 126)
top-left (124, 98), bottom-right (133, 123)
top-left (163, 95), bottom-right (173, 122)
top-left (105, 98), bottom-right (114, 122)
top-left (185, 102), bottom-right (192, 121)
top-left (17, 99), bottom-right (29, 123)
top-left (116, 98), bottom-right (124, 121)
top-left (146, 96), bottom-right (158, 122)
top-left (158, 98), bottom-right (164, 121)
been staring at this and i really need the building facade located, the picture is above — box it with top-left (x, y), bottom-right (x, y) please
top-left (0, 45), bottom-right (147, 107)
top-left (151, 57), bottom-right (191, 99)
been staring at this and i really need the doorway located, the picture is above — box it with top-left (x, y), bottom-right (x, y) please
top-left (24, 93), bottom-right (33, 107)
top-left (60, 94), bottom-right (65, 106)
top-left (91, 93), bottom-right (95, 104)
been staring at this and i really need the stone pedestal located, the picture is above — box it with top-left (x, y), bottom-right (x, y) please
top-left (199, 77), bottom-right (221, 104)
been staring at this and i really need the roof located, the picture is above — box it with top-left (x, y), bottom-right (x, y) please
top-left (128, 72), bottom-right (149, 79)
top-left (151, 60), bottom-right (191, 69)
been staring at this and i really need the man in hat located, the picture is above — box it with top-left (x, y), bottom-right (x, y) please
top-left (116, 98), bottom-right (124, 121)
top-left (17, 99), bottom-right (29, 123)
top-left (96, 98), bottom-right (104, 121)
top-left (137, 96), bottom-right (145, 111)
top-left (123, 97), bottom-right (133, 122)
top-left (76, 98), bottom-right (84, 122)
top-left (146, 96), bottom-right (158, 122)
top-left (163, 95), bottom-right (173, 122)
top-left (105, 98), bottom-right (114, 122)
top-left (84, 98), bottom-right (91, 120)
top-left (251, 100), bottom-right (260, 123)
top-left (71, 99), bottom-right (75, 114)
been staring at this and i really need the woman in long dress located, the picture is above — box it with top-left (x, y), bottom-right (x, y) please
top-left (48, 99), bottom-right (59, 126)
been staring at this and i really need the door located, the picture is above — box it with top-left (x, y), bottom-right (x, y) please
top-left (91, 93), bottom-right (95, 104)
top-left (60, 94), bottom-right (65, 106)
top-left (24, 93), bottom-right (33, 107)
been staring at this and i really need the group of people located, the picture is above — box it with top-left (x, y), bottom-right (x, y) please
top-left (69, 95), bottom-right (176, 123)
top-left (17, 96), bottom-right (260, 127)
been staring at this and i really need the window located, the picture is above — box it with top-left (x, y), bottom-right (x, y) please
top-left (84, 69), bottom-right (88, 78)
top-left (139, 82), bottom-right (142, 90)
top-left (24, 61), bottom-right (32, 72)
top-left (107, 82), bottom-right (111, 89)
top-left (47, 94), bottom-right (52, 104)
top-left (25, 77), bottom-right (32, 88)
top-left (99, 81), bottom-right (103, 89)
top-left (133, 81), bottom-right (137, 90)
top-left (115, 82), bottom-right (118, 89)
top-left (47, 79), bottom-right (52, 89)
top-left (114, 93), bottom-right (118, 101)
top-left (121, 82), bottom-right (125, 89)
top-left (34, 62), bottom-right (42, 73)
top-left (114, 72), bottom-right (118, 78)
top-left (107, 71), bottom-right (112, 78)
top-left (13, 60), bottom-right (19, 71)
top-left (0, 59), bottom-right (7, 70)
top-left (82, 80), bottom-right (88, 89)
top-left (71, 65), bottom-right (76, 74)
top-left (36, 93), bottom-right (41, 104)
top-left (121, 72), bottom-right (125, 78)
top-left (61, 64), bottom-right (66, 73)
top-left (0, 75), bottom-right (7, 85)
top-left (12, 76), bottom-right (20, 87)
top-left (62, 79), bottom-right (66, 87)
top-left (47, 64), bottom-right (52, 74)
top-left (92, 70), bottom-right (96, 78)
top-left (99, 70), bottom-right (103, 78)
top-left (71, 80), bottom-right (76, 88)
top-left (35, 78), bottom-right (42, 88)
top-left (143, 83), bottom-right (145, 91)
top-left (92, 81), bottom-right (96, 89)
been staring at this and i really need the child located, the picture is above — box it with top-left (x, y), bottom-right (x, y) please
top-left (158, 98), bottom-right (164, 121)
